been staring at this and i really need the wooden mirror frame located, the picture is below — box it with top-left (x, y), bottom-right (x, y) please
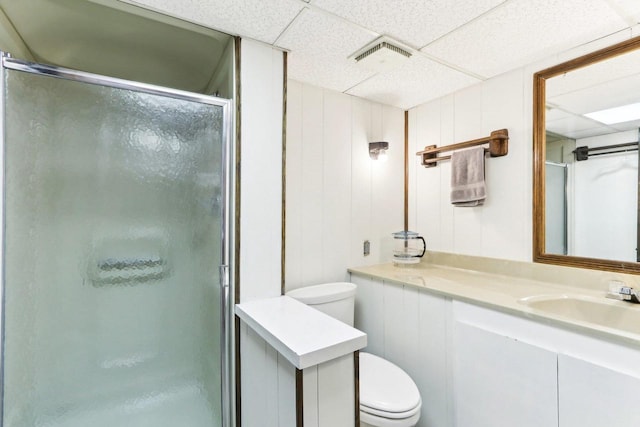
top-left (533, 35), bottom-right (640, 274)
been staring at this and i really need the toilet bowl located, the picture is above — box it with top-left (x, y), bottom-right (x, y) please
top-left (359, 352), bottom-right (421, 427)
top-left (286, 283), bottom-right (422, 427)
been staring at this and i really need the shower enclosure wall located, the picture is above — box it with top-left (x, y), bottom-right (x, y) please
top-left (0, 54), bottom-right (234, 427)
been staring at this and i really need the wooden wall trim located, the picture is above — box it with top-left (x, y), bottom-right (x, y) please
top-left (282, 51), bottom-right (288, 296)
top-left (296, 368), bottom-right (304, 427)
top-left (233, 35), bottom-right (242, 304)
top-left (234, 35), bottom-right (242, 427)
top-left (404, 111), bottom-right (409, 231)
top-left (354, 351), bottom-right (360, 427)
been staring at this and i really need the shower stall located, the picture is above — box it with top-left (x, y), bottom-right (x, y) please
top-left (0, 53), bottom-right (234, 426)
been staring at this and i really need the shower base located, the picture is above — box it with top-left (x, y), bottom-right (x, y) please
top-left (34, 383), bottom-right (218, 427)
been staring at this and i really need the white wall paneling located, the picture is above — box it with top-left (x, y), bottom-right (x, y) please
top-left (350, 97), bottom-right (373, 268)
top-left (302, 354), bottom-right (356, 427)
top-left (285, 80), bottom-right (404, 292)
top-left (451, 85), bottom-right (484, 255)
top-left (351, 274), bottom-right (451, 427)
top-left (286, 79), bottom-right (305, 289)
top-left (322, 90), bottom-right (352, 288)
top-left (277, 354), bottom-right (297, 427)
top-left (351, 275), bottom-right (384, 356)
top-left (406, 29), bottom-right (640, 263)
top-left (317, 354), bottom-right (355, 426)
top-left (408, 67), bottom-right (530, 261)
top-left (239, 39), bottom-right (284, 302)
top-left (479, 69), bottom-right (530, 260)
top-left (241, 321), bottom-right (356, 427)
top-left (238, 38), bottom-right (288, 427)
top-left (240, 323), bottom-right (296, 427)
top-left (302, 367), bottom-right (320, 427)
top-left (299, 82), bottom-right (325, 286)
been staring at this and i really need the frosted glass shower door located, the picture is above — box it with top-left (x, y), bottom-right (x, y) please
top-left (1, 59), bottom-right (230, 427)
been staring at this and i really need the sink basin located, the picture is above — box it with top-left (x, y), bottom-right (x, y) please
top-left (518, 295), bottom-right (640, 335)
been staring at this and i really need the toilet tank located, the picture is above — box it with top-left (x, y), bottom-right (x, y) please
top-left (286, 282), bottom-right (357, 326)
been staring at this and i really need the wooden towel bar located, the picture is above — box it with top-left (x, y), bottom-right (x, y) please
top-left (416, 129), bottom-right (509, 167)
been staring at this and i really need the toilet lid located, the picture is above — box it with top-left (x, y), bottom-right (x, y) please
top-left (359, 352), bottom-right (421, 415)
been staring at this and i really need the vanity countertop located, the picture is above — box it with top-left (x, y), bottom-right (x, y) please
top-left (236, 296), bottom-right (367, 369)
top-left (348, 262), bottom-right (640, 347)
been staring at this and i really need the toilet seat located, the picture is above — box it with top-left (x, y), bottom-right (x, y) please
top-left (361, 403), bottom-right (421, 419)
top-left (359, 352), bottom-right (421, 426)
top-left (360, 410), bottom-right (421, 427)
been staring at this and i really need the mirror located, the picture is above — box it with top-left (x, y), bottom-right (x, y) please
top-left (534, 35), bottom-right (640, 274)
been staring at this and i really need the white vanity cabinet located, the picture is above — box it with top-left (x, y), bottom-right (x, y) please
top-left (453, 301), bottom-right (640, 427)
top-left (453, 322), bottom-right (558, 427)
top-left (558, 354), bottom-right (640, 427)
top-left (349, 271), bottom-right (640, 427)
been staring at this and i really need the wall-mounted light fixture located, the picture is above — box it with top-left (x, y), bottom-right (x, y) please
top-left (369, 141), bottom-right (389, 161)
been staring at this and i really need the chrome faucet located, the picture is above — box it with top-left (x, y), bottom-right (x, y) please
top-left (606, 282), bottom-right (640, 303)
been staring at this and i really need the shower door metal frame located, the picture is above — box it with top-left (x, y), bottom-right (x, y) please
top-left (0, 52), bottom-right (236, 427)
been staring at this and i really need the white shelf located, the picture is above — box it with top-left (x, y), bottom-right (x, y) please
top-left (236, 296), bottom-right (367, 369)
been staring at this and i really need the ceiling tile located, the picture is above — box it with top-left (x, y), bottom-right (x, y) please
top-left (546, 114), bottom-right (608, 139)
top-left (422, 0), bottom-right (629, 78)
top-left (569, 126), bottom-right (623, 140)
top-left (546, 48), bottom-right (640, 99)
top-left (545, 107), bottom-right (573, 123)
top-left (129, 0), bottom-right (304, 43)
top-left (310, 0), bottom-right (506, 48)
top-left (607, 0), bottom-right (640, 23)
top-left (346, 54), bottom-right (481, 110)
top-left (549, 73), bottom-right (640, 115)
top-left (544, 46), bottom-right (640, 140)
top-left (277, 8), bottom-right (379, 93)
top-left (610, 118), bottom-right (640, 133)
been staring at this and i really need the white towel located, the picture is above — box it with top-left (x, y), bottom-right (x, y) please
top-left (450, 147), bottom-right (486, 206)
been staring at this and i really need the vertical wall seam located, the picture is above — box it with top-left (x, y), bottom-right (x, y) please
top-left (320, 89), bottom-right (325, 281)
top-left (281, 51), bottom-right (287, 296)
top-left (556, 355), bottom-right (560, 427)
top-left (404, 110), bottom-right (409, 231)
top-left (0, 50), bottom-right (7, 427)
top-left (369, 102), bottom-right (373, 264)
top-left (233, 36), bottom-right (242, 427)
top-left (349, 97), bottom-right (355, 269)
top-left (297, 85), bottom-right (303, 287)
top-left (354, 351), bottom-right (360, 426)
top-left (295, 368), bottom-right (304, 427)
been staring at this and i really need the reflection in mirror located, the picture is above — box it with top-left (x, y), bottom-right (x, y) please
top-left (534, 35), bottom-right (640, 273)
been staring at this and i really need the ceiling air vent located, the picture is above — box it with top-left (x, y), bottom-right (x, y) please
top-left (350, 36), bottom-right (413, 72)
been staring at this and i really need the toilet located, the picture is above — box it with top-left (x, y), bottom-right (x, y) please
top-left (287, 282), bottom-right (422, 427)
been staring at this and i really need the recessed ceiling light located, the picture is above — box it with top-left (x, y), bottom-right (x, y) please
top-left (584, 102), bottom-right (640, 125)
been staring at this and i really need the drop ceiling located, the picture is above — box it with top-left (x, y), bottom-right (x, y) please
top-left (125, 0), bottom-right (640, 110)
top-left (2, 0), bottom-right (639, 110)
top-left (546, 47), bottom-right (640, 140)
